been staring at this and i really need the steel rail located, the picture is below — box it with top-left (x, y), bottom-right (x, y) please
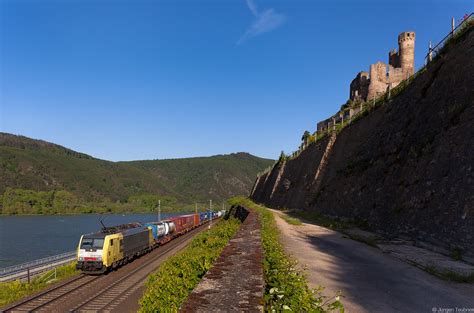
top-left (1, 274), bottom-right (98, 313)
top-left (69, 224), bottom-right (206, 312)
top-left (0, 218), bottom-right (217, 313)
top-left (94, 227), bottom-right (204, 312)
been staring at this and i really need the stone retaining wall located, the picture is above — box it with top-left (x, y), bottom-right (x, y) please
top-left (180, 206), bottom-right (264, 312)
top-left (252, 28), bottom-right (474, 262)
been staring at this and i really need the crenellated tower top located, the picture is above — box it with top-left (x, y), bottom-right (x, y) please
top-left (398, 31), bottom-right (415, 75)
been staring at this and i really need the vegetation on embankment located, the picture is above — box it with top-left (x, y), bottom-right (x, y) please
top-left (139, 217), bottom-right (241, 312)
top-left (0, 132), bottom-right (273, 215)
top-left (0, 188), bottom-right (188, 215)
top-left (0, 262), bottom-right (79, 307)
top-left (228, 197), bottom-right (343, 312)
top-left (276, 209), bottom-right (350, 229)
top-left (279, 211), bottom-right (303, 226)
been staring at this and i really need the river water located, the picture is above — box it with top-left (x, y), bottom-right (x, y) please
top-left (0, 213), bottom-right (182, 268)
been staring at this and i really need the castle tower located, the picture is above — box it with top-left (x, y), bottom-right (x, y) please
top-left (398, 31), bottom-right (415, 76)
top-left (388, 49), bottom-right (399, 68)
top-left (367, 62), bottom-right (387, 100)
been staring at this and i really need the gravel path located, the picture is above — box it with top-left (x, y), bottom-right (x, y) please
top-left (270, 209), bottom-right (474, 313)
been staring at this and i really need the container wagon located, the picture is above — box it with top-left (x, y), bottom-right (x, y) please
top-left (168, 214), bottom-right (198, 234)
top-left (144, 220), bottom-right (176, 246)
top-left (76, 212), bottom-right (217, 275)
top-left (199, 211), bottom-right (213, 222)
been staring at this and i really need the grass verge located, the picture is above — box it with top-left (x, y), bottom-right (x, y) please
top-left (139, 217), bottom-right (241, 312)
top-left (280, 212), bottom-right (302, 226)
top-left (289, 210), bottom-right (350, 230)
top-left (228, 197), bottom-right (343, 312)
top-left (0, 262), bottom-right (79, 307)
top-left (424, 266), bottom-right (474, 284)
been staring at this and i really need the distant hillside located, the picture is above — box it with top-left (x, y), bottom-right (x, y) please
top-left (0, 133), bottom-right (273, 212)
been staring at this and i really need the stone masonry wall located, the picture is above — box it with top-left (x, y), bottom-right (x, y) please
top-left (350, 31), bottom-right (415, 103)
top-left (263, 136), bottom-right (330, 210)
top-left (350, 72), bottom-right (369, 102)
top-left (252, 28), bottom-right (474, 262)
top-left (367, 62), bottom-right (388, 100)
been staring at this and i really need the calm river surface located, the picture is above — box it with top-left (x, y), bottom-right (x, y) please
top-left (0, 213), bottom-right (182, 268)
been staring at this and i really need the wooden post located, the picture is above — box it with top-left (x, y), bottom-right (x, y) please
top-left (27, 268), bottom-right (30, 284)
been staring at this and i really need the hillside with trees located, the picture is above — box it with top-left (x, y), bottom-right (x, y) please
top-left (0, 133), bottom-right (273, 214)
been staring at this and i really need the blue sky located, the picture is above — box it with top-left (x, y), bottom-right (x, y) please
top-left (1, 0), bottom-right (472, 161)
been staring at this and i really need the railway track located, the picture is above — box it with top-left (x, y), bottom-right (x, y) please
top-left (1, 274), bottom-right (100, 312)
top-left (71, 233), bottom-right (196, 312)
top-left (1, 223), bottom-right (210, 313)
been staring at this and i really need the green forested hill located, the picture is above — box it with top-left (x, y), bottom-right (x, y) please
top-left (0, 133), bottom-right (273, 214)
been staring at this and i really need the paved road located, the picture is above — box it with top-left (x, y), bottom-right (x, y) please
top-left (270, 209), bottom-right (474, 313)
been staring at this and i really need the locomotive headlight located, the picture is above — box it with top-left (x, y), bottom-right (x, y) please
top-left (78, 257), bottom-right (84, 261)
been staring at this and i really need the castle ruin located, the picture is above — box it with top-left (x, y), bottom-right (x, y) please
top-left (350, 31), bottom-right (415, 102)
top-left (316, 31), bottom-right (416, 134)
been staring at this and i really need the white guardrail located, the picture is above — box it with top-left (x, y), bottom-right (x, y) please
top-left (0, 251), bottom-right (76, 282)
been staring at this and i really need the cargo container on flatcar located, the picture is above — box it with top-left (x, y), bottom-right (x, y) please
top-left (77, 211), bottom-right (216, 275)
top-left (168, 214), bottom-right (197, 234)
top-left (144, 220), bottom-right (175, 241)
top-left (199, 212), bottom-right (206, 223)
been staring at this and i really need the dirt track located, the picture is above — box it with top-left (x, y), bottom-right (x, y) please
top-left (270, 209), bottom-right (474, 313)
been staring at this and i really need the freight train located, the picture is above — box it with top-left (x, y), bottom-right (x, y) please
top-left (76, 211), bottom-right (222, 274)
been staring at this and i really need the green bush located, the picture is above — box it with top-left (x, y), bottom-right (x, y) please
top-left (280, 213), bottom-right (302, 226)
top-left (228, 197), bottom-right (344, 312)
top-left (290, 210), bottom-right (351, 231)
top-left (0, 262), bottom-right (79, 307)
top-left (139, 218), bottom-right (241, 312)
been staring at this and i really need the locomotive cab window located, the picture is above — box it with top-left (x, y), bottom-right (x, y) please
top-left (80, 238), bottom-right (105, 249)
top-left (110, 239), bottom-right (113, 246)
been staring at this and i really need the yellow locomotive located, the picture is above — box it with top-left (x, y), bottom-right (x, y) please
top-left (76, 223), bottom-right (153, 274)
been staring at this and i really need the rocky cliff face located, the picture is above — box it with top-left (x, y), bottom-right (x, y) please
top-left (251, 27), bottom-right (474, 261)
